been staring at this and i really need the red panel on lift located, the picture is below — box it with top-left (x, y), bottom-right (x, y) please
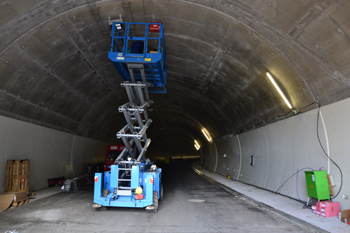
top-left (149, 22), bottom-right (162, 33)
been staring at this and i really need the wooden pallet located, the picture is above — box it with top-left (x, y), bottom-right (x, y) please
top-left (5, 160), bottom-right (30, 193)
top-left (11, 198), bottom-right (29, 207)
top-left (0, 191), bottom-right (29, 209)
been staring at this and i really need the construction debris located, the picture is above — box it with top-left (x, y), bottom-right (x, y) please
top-left (0, 192), bottom-right (29, 211)
top-left (61, 174), bottom-right (91, 192)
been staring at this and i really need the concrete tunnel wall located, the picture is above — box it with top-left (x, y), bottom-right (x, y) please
top-left (0, 115), bottom-right (109, 192)
top-left (201, 97), bottom-right (350, 210)
top-left (1, 0), bottom-right (350, 214)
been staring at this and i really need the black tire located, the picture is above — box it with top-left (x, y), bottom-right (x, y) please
top-left (96, 206), bottom-right (109, 211)
top-left (153, 191), bottom-right (159, 211)
top-left (160, 184), bottom-right (163, 200)
top-left (146, 191), bottom-right (159, 213)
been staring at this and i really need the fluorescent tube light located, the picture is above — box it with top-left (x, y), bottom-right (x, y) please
top-left (201, 128), bottom-right (212, 142)
top-left (194, 140), bottom-right (200, 150)
top-left (194, 140), bottom-right (200, 148)
top-left (194, 144), bottom-right (200, 150)
top-left (266, 72), bottom-right (293, 109)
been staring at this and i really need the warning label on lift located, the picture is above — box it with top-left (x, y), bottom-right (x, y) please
top-left (94, 176), bottom-right (98, 182)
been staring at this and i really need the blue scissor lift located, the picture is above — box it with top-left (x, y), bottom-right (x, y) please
top-left (93, 22), bottom-right (166, 212)
top-left (108, 22), bottom-right (167, 94)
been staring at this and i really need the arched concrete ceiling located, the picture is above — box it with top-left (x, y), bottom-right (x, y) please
top-left (1, 0), bottom-right (350, 156)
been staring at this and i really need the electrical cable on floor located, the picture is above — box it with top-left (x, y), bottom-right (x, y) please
top-left (275, 167), bottom-right (314, 195)
top-left (316, 106), bottom-right (343, 199)
top-left (296, 169), bottom-right (304, 203)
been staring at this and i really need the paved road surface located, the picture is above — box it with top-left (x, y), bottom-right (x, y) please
top-left (0, 161), bottom-right (311, 232)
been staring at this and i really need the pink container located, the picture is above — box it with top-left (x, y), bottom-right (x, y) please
top-left (319, 201), bottom-right (341, 217)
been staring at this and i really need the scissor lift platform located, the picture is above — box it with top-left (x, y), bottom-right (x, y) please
top-left (93, 22), bottom-right (166, 212)
top-left (108, 22), bottom-right (167, 94)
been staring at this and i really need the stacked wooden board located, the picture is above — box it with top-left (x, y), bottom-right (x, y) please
top-left (5, 160), bottom-right (30, 193)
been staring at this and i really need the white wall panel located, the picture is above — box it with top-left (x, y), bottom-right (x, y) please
top-left (288, 110), bottom-right (329, 200)
top-left (239, 128), bottom-right (269, 188)
top-left (71, 136), bottom-right (107, 177)
top-left (237, 132), bottom-right (253, 184)
top-left (0, 115), bottom-right (109, 192)
top-left (264, 121), bottom-right (294, 193)
top-left (320, 99), bottom-right (350, 209)
top-left (34, 127), bottom-right (74, 190)
top-left (215, 140), bottom-right (228, 176)
top-left (4, 120), bottom-right (41, 190)
top-left (202, 143), bottom-right (216, 171)
top-left (231, 136), bottom-right (241, 180)
top-left (206, 98), bottom-right (350, 209)
top-left (0, 117), bottom-right (13, 193)
top-left (214, 136), bottom-right (241, 179)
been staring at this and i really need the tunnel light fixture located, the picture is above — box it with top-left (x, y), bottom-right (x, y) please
top-left (194, 144), bottom-right (200, 150)
top-left (194, 140), bottom-right (200, 150)
top-left (201, 128), bottom-right (213, 142)
top-left (266, 72), bottom-right (293, 109)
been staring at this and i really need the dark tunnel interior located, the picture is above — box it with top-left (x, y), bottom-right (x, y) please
top-left (2, 0), bottom-right (350, 161)
top-left (1, 0), bottom-right (350, 198)
top-left (1, 2), bottom-right (350, 231)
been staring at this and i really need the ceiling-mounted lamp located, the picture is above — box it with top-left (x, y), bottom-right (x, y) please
top-left (266, 72), bottom-right (293, 109)
top-left (194, 140), bottom-right (200, 150)
top-left (194, 144), bottom-right (200, 150)
top-left (201, 128), bottom-right (213, 142)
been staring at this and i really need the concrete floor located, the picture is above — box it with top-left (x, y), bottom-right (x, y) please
top-left (0, 161), bottom-right (327, 233)
top-left (193, 162), bottom-right (349, 233)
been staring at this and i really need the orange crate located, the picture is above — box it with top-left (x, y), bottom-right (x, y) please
top-left (5, 160), bottom-right (30, 192)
